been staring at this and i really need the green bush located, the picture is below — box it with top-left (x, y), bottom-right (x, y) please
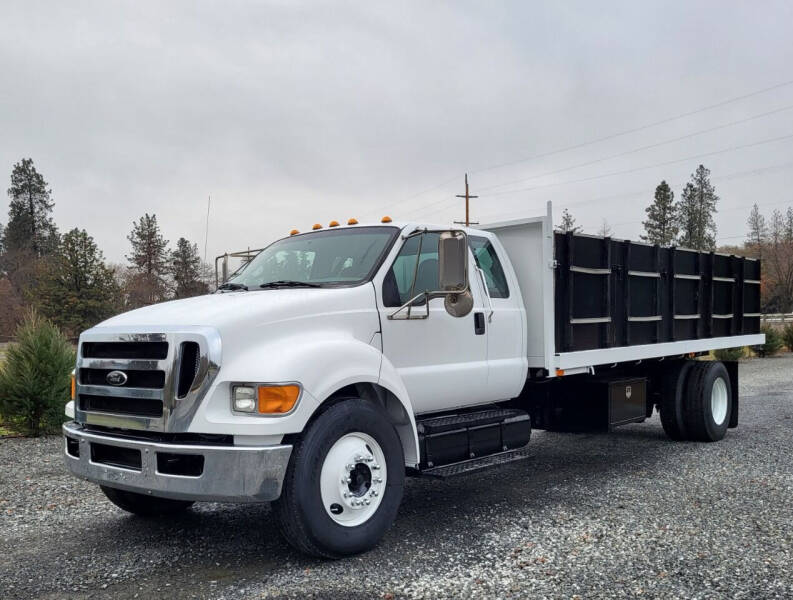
top-left (0, 311), bottom-right (75, 436)
top-left (782, 323), bottom-right (793, 352)
top-left (753, 325), bottom-right (784, 358)
top-left (713, 347), bottom-right (744, 361)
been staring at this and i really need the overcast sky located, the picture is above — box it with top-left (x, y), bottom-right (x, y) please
top-left (1, 1), bottom-right (792, 265)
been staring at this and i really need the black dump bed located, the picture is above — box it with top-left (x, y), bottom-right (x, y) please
top-left (553, 232), bottom-right (762, 353)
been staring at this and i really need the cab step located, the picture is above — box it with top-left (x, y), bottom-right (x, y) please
top-left (419, 446), bottom-right (532, 479)
top-left (415, 406), bottom-right (531, 474)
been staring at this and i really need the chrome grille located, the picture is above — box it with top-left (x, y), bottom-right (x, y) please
top-left (74, 328), bottom-right (221, 432)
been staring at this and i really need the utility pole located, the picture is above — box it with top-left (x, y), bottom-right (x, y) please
top-left (454, 173), bottom-right (478, 227)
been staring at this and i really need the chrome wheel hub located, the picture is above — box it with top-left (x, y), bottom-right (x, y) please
top-left (320, 432), bottom-right (387, 527)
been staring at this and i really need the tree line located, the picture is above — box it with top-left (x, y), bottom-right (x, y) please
top-left (0, 158), bottom-right (210, 338)
top-left (556, 163), bottom-right (793, 313)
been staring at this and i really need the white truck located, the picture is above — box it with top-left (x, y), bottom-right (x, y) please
top-left (63, 203), bottom-right (764, 557)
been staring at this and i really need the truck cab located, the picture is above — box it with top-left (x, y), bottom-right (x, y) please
top-left (63, 208), bottom-right (762, 557)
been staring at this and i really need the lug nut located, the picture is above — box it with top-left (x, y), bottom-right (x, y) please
top-left (371, 490), bottom-right (378, 497)
top-left (364, 499), bottom-right (370, 505)
top-left (346, 464), bottom-right (355, 471)
top-left (374, 477), bottom-right (383, 484)
top-left (372, 464), bottom-right (381, 470)
top-left (342, 476), bottom-right (351, 484)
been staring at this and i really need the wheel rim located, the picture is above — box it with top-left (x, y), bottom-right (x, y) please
top-left (711, 376), bottom-right (728, 426)
top-left (319, 432), bottom-right (387, 527)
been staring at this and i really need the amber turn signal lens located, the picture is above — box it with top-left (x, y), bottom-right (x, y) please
top-left (258, 385), bottom-right (300, 414)
top-left (381, 215), bottom-right (392, 223)
top-left (70, 374), bottom-right (76, 400)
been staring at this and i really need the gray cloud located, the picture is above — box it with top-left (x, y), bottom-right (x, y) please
top-left (1, 0), bottom-right (791, 264)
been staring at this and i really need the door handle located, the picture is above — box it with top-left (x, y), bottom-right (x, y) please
top-left (474, 312), bottom-right (485, 335)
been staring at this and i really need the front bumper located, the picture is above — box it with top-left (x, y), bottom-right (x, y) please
top-left (62, 421), bottom-right (292, 503)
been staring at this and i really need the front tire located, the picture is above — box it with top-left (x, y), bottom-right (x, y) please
top-left (100, 486), bottom-right (194, 516)
top-left (274, 398), bottom-right (405, 558)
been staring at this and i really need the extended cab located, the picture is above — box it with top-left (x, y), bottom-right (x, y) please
top-left (63, 203), bottom-right (764, 557)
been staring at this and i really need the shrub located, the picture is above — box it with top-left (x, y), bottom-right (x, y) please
top-left (713, 347), bottom-right (744, 361)
top-left (753, 325), bottom-right (784, 358)
top-left (0, 311), bottom-right (75, 436)
top-left (782, 323), bottom-right (793, 352)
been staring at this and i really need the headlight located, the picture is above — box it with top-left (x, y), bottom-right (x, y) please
top-left (232, 386), bottom-right (257, 412)
top-left (231, 384), bottom-right (301, 415)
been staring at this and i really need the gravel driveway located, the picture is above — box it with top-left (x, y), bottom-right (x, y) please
top-left (2, 356), bottom-right (792, 599)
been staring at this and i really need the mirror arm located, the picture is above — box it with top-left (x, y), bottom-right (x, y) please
top-left (387, 292), bottom-right (430, 320)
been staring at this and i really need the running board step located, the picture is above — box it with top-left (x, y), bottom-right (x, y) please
top-left (419, 446), bottom-right (532, 479)
top-left (416, 407), bottom-right (531, 471)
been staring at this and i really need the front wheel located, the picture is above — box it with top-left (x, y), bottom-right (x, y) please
top-left (274, 398), bottom-right (405, 558)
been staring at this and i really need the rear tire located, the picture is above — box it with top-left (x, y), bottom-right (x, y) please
top-left (100, 486), bottom-right (194, 516)
top-left (659, 361), bottom-right (695, 441)
top-left (682, 361), bottom-right (732, 442)
top-left (274, 398), bottom-right (405, 558)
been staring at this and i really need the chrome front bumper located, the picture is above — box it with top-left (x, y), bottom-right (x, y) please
top-left (63, 422), bottom-right (292, 503)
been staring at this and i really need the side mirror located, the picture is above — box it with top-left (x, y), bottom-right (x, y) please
top-left (438, 231), bottom-right (468, 292)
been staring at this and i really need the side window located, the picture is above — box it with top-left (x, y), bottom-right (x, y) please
top-left (383, 233), bottom-right (440, 307)
top-left (469, 236), bottom-right (509, 298)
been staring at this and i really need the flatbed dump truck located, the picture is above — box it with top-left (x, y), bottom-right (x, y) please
top-left (63, 202), bottom-right (763, 557)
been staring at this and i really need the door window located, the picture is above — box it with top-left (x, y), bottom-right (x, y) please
top-left (383, 233), bottom-right (440, 307)
top-left (469, 236), bottom-right (509, 298)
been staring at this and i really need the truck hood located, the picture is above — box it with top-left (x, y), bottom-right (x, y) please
top-left (95, 286), bottom-right (376, 335)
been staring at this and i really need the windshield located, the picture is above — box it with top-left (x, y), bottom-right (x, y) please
top-left (226, 226), bottom-right (399, 289)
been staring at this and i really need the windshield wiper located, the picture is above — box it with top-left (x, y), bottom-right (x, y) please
top-left (217, 282), bottom-right (248, 291)
top-left (259, 280), bottom-right (322, 289)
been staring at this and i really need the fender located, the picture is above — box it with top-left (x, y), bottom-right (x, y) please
top-left (191, 332), bottom-right (421, 466)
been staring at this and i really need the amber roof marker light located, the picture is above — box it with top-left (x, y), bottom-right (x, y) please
top-left (347, 218), bottom-right (359, 225)
top-left (289, 229), bottom-right (299, 236)
top-left (312, 223), bottom-right (322, 230)
top-left (329, 220), bottom-right (340, 227)
top-left (381, 216), bottom-right (392, 223)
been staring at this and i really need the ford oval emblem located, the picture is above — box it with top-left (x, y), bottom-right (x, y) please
top-left (106, 370), bottom-right (128, 386)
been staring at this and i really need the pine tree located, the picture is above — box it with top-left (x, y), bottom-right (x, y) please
top-left (126, 213), bottom-right (170, 306)
top-left (745, 203), bottom-right (768, 258)
top-left (557, 208), bottom-right (581, 233)
top-left (677, 165), bottom-right (718, 251)
top-left (172, 237), bottom-right (209, 299)
top-left (39, 229), bottom-right (120, 336)
top-left (0, 221), bottom-right (5, 256)
top-left (4, 158), bottom-right (59, 256)
top-left (641, 180), bottom-right (678, 246)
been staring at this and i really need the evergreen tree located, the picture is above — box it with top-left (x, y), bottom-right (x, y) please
top-left (785, 207), bottom-right (793, 243)
top-left (39, 229), bottom-right (119, 336)
top-left (172, 237), bottom-right (209, 299)
top-left (0, 221), bottom-right (5, 256)
top-left (641, 180), bottom-right (678, 246)
top-left (557, 208), bottom-right (581, 233)
top-left (126, 213), bottom-right (170, 306)
top-left (677, 165), bottom-right (718, 251)
top-left (4, 158), bottom-right (59, 256)
top-left (745, 203), bottom-right (768, 258)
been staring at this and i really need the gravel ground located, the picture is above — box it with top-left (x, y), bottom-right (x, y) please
top-left (1, 356), bottom-right (792, 599)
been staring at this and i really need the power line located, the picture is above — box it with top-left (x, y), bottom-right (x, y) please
top-left (477, 103), bottom-right (793, 193)
top-left (425, 160), bottom-right (793, 223)
top-left (480, 132), bottom-right (793, 198)
top-left (468, 77), bottom-right (793, 177)
top-left (373, 76), bottom-right (793, 220)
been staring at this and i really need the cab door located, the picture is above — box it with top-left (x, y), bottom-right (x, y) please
top-left (374, 231), bottom-right (489, 415)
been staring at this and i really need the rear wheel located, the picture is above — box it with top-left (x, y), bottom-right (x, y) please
top-left (274, 398), bottom-right (405, 558)
top-left (682, 361), bottom-right (732, 442)
top-left (659, 361), bottom-right (695, 441)
top-left (100, 486), bottom-right (194, 516)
